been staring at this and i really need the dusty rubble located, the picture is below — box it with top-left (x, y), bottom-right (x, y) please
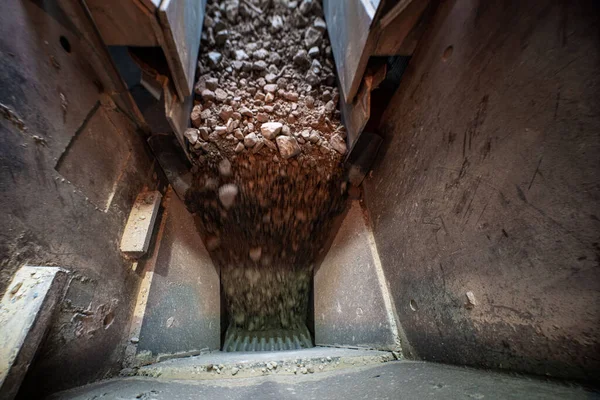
top-left (184, 0), bottom-right (347, 335)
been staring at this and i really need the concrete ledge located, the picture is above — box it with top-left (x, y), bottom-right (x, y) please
top-left (120, 191), bottom-right (162, 258)
top-left (0, 266), bottom-right (68, 400)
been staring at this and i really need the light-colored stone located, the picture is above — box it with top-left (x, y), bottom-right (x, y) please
top-left (214, 126), bottom-right (227, 136)
top-left (184, 128), bottom-right (199, 145)
top-left (261, 122), bottom-right (283, 139)
top-left (218, 158), bottom-right (232, 177)
top-left (263, 84), bottom-right (278, 93)
top-left (244, 133), bottom-right (258, 147)
top-left (215, 88), bottom-right (228, 102)
top-left (276, 136), bottom-right (301, 159)
top-left (330, 134), bottom-right (347, 155)
top-left (218, 184), bottom-right (238, 209)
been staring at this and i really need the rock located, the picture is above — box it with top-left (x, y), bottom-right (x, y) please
top-left (282, 125), bottom-right (291, 136)
top-left (130, 336), bottom-right (140, 344)
top-left (235, 49), bottom-right (249, 61)
top-left (215, 30), bottom-right (229, 46)
top-left (231, 367), bottom-right (239, 376)
top-left (201, 109), bottom-right (212, 120)
top-left (198, 127), bottom-right (210, 140)
top-left (252, 139), bottom-right (265, 153)
top-left (191, 105), bottom-right (203, 127)
top-left (208, 52), bottom-right (222, 68)
top-left (214, 126), bottom-right (227, 136)
top-left (240, 106), bottom-right (253, 117)
top-left (249, 247), bottom-right (262, 262)
top-left (214, 19), bottom-right (226, 32)
top-left (309, 130), bottom-right (320, 143)
top-left (232, 60), bottom-right (243, 70)
top-left (304, 27), bottom-right (322, 48)
top-left (265, 73), bottom-right (278, 83)
top-left (234, 129), bottom-right (244, 140)
top-left (253, 60), bottom-right (268, 71)
top-left (219, 105), bottom-right (234, 121)
top-left (299, 0), bottom-right (313, 15)
top-left (253, 48), bottom-right (269, 60)
top-left (293, 49), bottom-right (311, 69)
top-left (204, 15), bottom-right (214, 28)
top-left (215, 88), bottom-right (228, 102)
top-left (225, 0), bottom-right (239, 22)
top-left (244, 132), bottom-right (258, 147)
top-left (330, 134), bottom-right (347, 154)
top-left (226, 118), bottom-right (236, 132)
top-left (466, 291), bottom-right (477, 309)
top-left (268, 52), bottom-right (282, 65)
top-left (218, 184), bottom-right (238, 209)
top-left (324, 100), bottom-right (335, 113)
top-left (184, 128), bottom-right (199, 145)
top-left (235, 142), bottom-right (245, 153)
top-left (306, 71), bottom-right (320, 86)
top-left (313, 17), bottom-right (327, 32)
top-left (256, 113), bottom-right (269, 123)
top-left (308, 46), bottom-right (319, 57)
top-left (276, 136), bottom-right (301, 159)
top-left (208, 132), bottom-right (219, 142)
top-left (311, 58), bottom-right (322, 70)
top-left (202, 89), bottom-right (216, 102)
top-left (265, 93), bottom-right (275, 103)
top-left (261, 122), bottom-right (283, 139)
top-left (304, 95), bottom-right (315, 108)
top-left (300, 367), bottom-right (308, 374)
top-left (271, 15), bottom-right (283, 31)
top-left (218, 158), bottom-right (232, 176)
top-left (264, 139), bottom-right (278, 151)
top-left (307, 366), bottom-right (315, 373)
top-left (284, 92), bottom-right (299, 102)
top-left (263, 84), bottom-right (278, 93)
top-left (205, 77), bottom-right (219, 91)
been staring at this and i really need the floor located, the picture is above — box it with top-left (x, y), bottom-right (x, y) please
top-left (50, 360), bottom-right (598, 399)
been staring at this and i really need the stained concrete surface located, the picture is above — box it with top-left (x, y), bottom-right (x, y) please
top-left (136, 191), bottom-right (220, 357)
top-left (314, 201), bottom-right (398, 350)
top-left (364, 0), bottom-right (600, 382)
top-left (50, 361), bottom-right (599, 400)
top-left (0, 266), bottom-right (68, 400)
top-left (0, 0), bottom-right (158, 395)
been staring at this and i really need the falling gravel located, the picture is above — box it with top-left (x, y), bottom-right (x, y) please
top-left (184, 0), bottom-right (348, 337)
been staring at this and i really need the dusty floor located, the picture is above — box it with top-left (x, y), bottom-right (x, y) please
top-left (184, 0), bottom-right (347, 336)
top-left (51, 361), bottom-right (599, 400)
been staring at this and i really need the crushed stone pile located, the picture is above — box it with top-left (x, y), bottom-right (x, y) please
top-left (184, 0), bottom-right (348, 335)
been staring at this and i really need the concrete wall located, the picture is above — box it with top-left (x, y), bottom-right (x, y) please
top-left (0, 1), bottom-right (159, 395)
top-left (364, 0), bottom-right (600, 382)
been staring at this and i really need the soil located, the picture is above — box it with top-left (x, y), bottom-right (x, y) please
top-left (184, 0), bottom-right (347, 335)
